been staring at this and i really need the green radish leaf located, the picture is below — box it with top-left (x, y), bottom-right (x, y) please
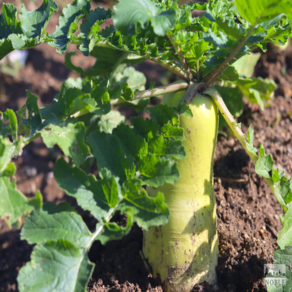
top-left (57, 88), bottom-right (96, 116)
top-left (97, 211), bottom-right (134, 244)
top-left (205, 0), bottom-right (246, 40)
top-left (131, 116), bottom-right (159, 142)
top-left (0, 0), bottom-right (58, 59)
top-left (2, 163), bottom-right (16, 177)
top-left (236, 77), bottom-right (276, 103)
top-left (233, 53), bottom-right (261, 78)
top-left (246, 126), bottom-right (258, 156)
top-left (235, 0), bottom-right (292, 25)
top-left (266, 246), bottom-right (292, 292)
top-left (54, 157), bottom-right (120, 221)
top-left (0, 177), bottom-right (42, 227)
top-left (111, 67), bottom-right (147, 92)
top-left (19, 0), bottom-right (58, 38)
top-left (217, 66), bottom-right (239, 82)
top-left (49, 0), bottom-right (91, 53)
top-left (21, 202), bottom-right (91, 248)
top-left (161, 123), bottom-right (184, 140)
top-left (119, 179), bottom-right (170, 230)
top-left (17, 239), bottom-right (94, 292)
top-left (112, 124), bottom-right (148, 161)
top-left (41, 116), bottom-right (89, 167)
top-left (89, 46), bottom-right (124, 61)
top-left (22, 91), bottom-right (43, 135)
top-left (249, 88), bottom-right (264, 111)
top-left (115, 98), bottom-right (150, 114)
top-left (148, 136), bottom-right (186, 160)
top-left (112, 0), bottom-right (177, 36)
top-left (0, 138), bottom-right (17, 175)
top-left (278, 205), bottom-right (292, 249)
top-left (65, 52), bottom-right (115, 76)
top-left (87, 131), bottom-right (135, 181)
top-left (277, 176), bottom-right (292, 205)
top-left (272, 168), bottom-right (284, 183)
top-left (255, 143), bottom-right (274, 178)
top-left (0, 109), bottom-right (18, 141)
top-left (98, 110), bottom-right (125, 133)
top-left (79, 7), bottom-right (111, 56)
top-left (138, 154), bottom-right (180, 187)
top-left (146, 104), bottom-right (179, 127)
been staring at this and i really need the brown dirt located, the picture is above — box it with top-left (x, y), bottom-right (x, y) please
top-left (1, 1), bottom-right (292, 291)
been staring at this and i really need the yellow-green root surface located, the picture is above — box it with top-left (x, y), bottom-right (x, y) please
top-left (143, 91), bottom-right (219, 292)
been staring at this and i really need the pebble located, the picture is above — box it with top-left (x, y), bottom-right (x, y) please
top-left (230, 202), bottom-right (236, 209)
top-left (25, 167), bottom-right (37, 177)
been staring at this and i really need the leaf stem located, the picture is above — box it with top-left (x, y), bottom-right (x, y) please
top-left (204, 87), bottom-right (288, 212)
top-left (86, 207), bottom-right (117, 249)
top-left (95, 42), bottom-right (187, 80)
top-left (202, 24), bottom-right (256, 88)
top-left (167, 33), bottom-right (193, 80)
top-left (111, 80), bottom-right (189, 106)
top-left (180, 82), bottom-right (205, 104)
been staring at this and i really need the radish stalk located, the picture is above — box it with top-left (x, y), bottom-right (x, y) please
top-left (143, 90), bottom-right (219, 291)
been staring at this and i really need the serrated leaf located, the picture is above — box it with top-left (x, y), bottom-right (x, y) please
top-left (255, 143), bottom-right (274, 178)
top-left (89, 46), bottom-right (124, 61)
top-left (57, 88), bottom-right (96, 117)
top-left (246, 125), bottom-right (258, 156)
top-left (131, 116), bottom-right (159, 141)
top-left (41, 116), bottom-right (88, 166)
top-left (112, 124), bottom-right (148, 161)
top-left (97, 210), bottom-right (134, 244)
top-left (116, 98), bottom-right (150, 113)
top-left (278, 205), bottom-right (292, 249)
top-left (21, 202), bottom-right (91, 248)
top-left (54, 157), bottom-right (120, 221)
top-left (146, 104), bottom-right (179, 127)
top-left (2, 162), bottom-right (16, 177)
top-left (272, 169), bottom-right (283, 183)
top-left (0, 138), bottom-right (16, 174)
top-left (0, 177), bottom-right (42, 227)
top-left (138, 154), bottom-right (180, 187)
top-left (98, 110), bottom-right (125, 133)
top-left (0, 0), bottom-right (58, 59)
top-left (235, 0), bottom-right (292, 25)
top-left (119, 179), bottom-right (170, 230)
top-left (233, 53), bottom-right (261, 78)
top-left (148, 136), bottom-right (186, 160)
top-left (205, 0), bottom-right (246, 40)
top-left (236, 77), bottom-right (276, 104)
top-left (249, 88), bottom-right (264, 111)
top-left (175, 104), bottom-right (193, 117)
top-left (22, 91), bottom-right (42, 135)
top-left (79, 7), bottom-right (111, 56)
top-left (87, 131), bottom-right (135, 181)
top-left (267, 246), bottom-right (292, 292)
top-left (17, 239), bottom-right (94, 292)
top-left (112, 0), bottom-right (176, 36)
top-left (65, 52), bottom-right (115, 76)
top-left (277, 176), bottom-right (292, 205)
top-left (112, 66), bottom-right (146, 92)
top-left (161, 123), bottom-right (184, 140)
top-left (49, 0), bottom-right (91, 53)
top-left (20, 0), bottom-right (58, 38)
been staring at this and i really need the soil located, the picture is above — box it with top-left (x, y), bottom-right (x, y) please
top-left (1, 1), bottom-right (292, 291)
